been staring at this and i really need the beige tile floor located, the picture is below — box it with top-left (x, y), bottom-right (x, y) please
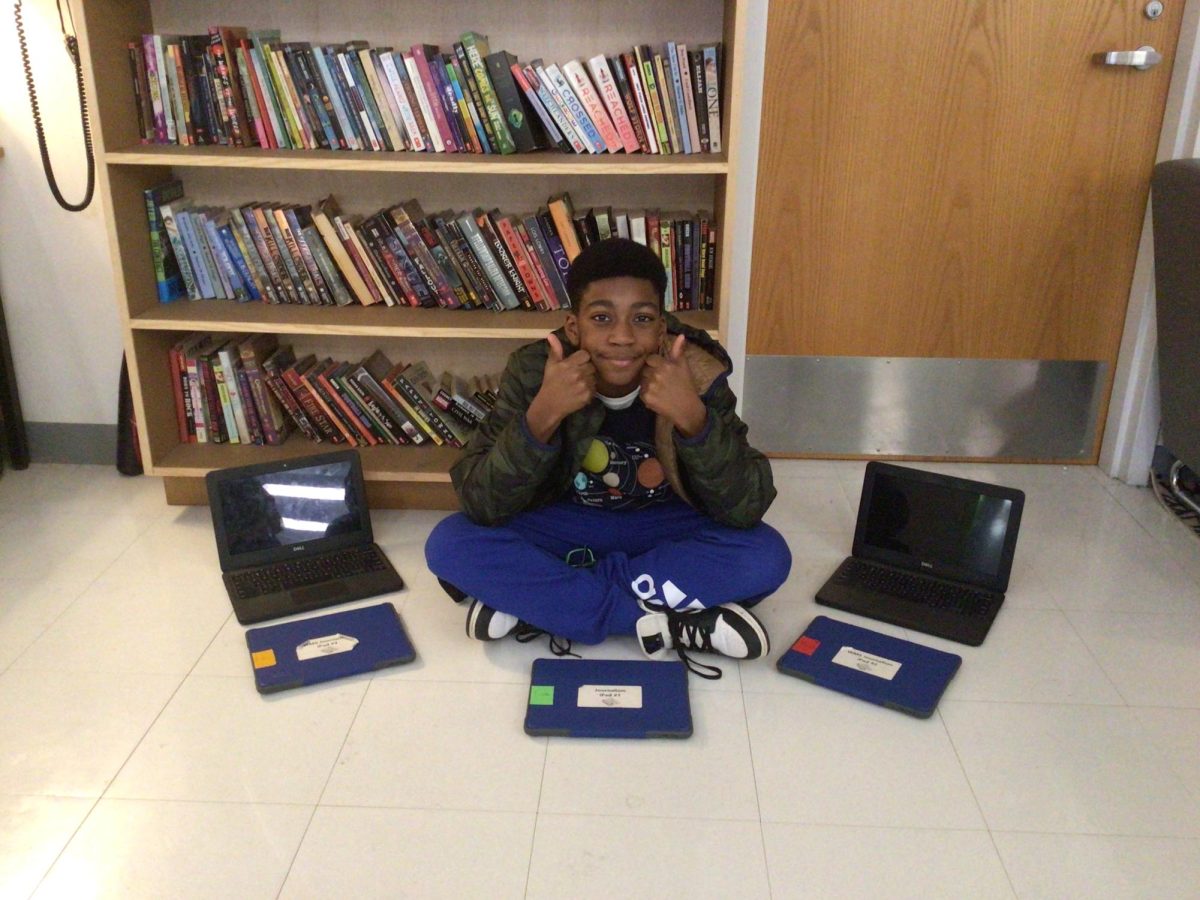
top-left (0, 461), bottom-right (1197, 899)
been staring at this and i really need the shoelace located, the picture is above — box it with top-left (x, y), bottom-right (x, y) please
top-left (514, 623), bottom-right (579, 658)
top-left (639, 597), bottom-right (724, 680)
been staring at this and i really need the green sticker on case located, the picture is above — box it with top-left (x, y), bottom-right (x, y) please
top-left (529, 685), bottom-right (554, 706)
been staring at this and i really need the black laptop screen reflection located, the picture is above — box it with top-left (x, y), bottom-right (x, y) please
top-left (218, 460), bottom-right (362, 556)
top-left (864, 472), bottom-right (1013, 578)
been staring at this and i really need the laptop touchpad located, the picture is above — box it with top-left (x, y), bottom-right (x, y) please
top-left (293, 582), bottom-right (350, 607)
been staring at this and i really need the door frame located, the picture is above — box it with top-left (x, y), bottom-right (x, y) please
top-left (727, 0), bottom-right (1200, 481)
top-left (1101, 0), bottom-right (1200, 483)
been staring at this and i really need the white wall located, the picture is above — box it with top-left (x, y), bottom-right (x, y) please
top-left (0, 1), bottom-right (122, 427)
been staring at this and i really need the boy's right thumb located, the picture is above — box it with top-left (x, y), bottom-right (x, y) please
top-left (546, 333), bottom-right (564, 361)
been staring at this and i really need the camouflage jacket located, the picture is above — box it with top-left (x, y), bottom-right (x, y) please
top-left (451, 313), bottom-right (777, 528)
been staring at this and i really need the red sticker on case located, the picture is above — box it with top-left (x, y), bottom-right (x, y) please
top-left (792, 636), bottom-right (820, 655)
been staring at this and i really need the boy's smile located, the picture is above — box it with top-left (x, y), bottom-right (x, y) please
top-left (565, 276), bottom-right (665, 397)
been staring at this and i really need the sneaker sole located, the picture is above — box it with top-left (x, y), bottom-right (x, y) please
top-left (465, 601), bottom-right (492, 641)
top-left (720, 604), bottom-right (771, 659)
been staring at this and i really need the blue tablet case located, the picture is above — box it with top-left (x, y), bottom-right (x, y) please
top-left (245, 602), bottom-right (416, 693)
top-left (525, 658), bottom-right (692, 738)
top-left (776, 616), bottom-right (961, 718)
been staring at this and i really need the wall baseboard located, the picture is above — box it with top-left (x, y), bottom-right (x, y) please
top-left (23, 422), bottom-right (118, 465)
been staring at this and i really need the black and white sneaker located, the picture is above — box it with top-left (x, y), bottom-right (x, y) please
top-left (465, 600), bottom-right (579, 657)
top-left (465, 600), bottom-right (522, 641)
top-left (636, 602), bottom-right (770, 679)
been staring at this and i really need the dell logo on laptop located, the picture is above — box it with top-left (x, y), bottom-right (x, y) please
top-left (920, 561), bottom-right (933, 569)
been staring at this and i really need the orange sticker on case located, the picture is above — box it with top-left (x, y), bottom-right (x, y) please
top-left (792, 636), bottom-right (820, 656)
top-left (251, 649), bottom-right (277, 669)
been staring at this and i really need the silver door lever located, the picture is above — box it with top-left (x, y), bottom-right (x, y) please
top-left (1102, 46), bottom-right (1162, 69)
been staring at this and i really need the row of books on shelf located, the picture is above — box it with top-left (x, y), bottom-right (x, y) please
top-left (170, 332), bottom-right (500, 449)
top-left (146, 182), bottom-right (717, 311)
top-left (129, 27), bottom-right (723, 156)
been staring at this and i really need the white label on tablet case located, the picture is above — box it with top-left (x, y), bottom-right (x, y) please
top-left (577, 684), bottom-right (643, 709)
top-left (831, 646), bottom-right (901, 680)
top-left (296, 633), bottom-right (359, 660)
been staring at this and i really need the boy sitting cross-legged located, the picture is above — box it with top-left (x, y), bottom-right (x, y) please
top-left (424, 237), bottom-right (791, 677)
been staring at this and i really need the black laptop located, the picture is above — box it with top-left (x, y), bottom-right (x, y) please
top-left (206, 449), bottom-right (404, 624)
top-left (816, 462), bottom-right (1024, 646)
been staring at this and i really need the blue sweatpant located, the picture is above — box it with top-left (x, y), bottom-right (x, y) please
top-left (424, 499), bottom-right (792, 644)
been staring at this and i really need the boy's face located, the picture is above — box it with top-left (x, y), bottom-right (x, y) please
top-left (565, 276), bottom-right (665, 397)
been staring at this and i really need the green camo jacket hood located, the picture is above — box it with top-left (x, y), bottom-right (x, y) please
top-left (451, 313), bottom-right (776, 528)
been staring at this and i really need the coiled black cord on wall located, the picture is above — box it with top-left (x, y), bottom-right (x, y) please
top-left (14, 0), bottom-right (95, 212)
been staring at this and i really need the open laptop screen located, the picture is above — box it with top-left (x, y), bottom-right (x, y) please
top-left (208, 450), bottom-right (372, 572)
top-left (855, 463), bottom-right (1024, 590)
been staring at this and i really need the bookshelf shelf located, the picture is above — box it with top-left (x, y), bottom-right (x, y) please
top-left (106, 145), bottom-right (730, 176)
top-left (80, 0), bottom-right (744, 506)
top-left (129, 301), bottom-right (717, 339)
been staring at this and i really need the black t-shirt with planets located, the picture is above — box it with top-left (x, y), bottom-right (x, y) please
top-left (570, 395), bottom-right (674, 511)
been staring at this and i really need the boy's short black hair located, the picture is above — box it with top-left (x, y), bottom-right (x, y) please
top-left (565, 237), bottom-right (667, 309)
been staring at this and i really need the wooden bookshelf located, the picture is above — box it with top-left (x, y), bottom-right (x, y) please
top-left (77, 0), bottom-right (745, 507)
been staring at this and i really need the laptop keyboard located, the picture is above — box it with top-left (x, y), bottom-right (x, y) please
top-left (230, 546), bottom-right (390, 600)
top-left (836, 559), bottom-right (997, 617)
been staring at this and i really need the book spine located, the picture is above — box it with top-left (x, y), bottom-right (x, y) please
top-left (654, 53), bottom-right (683, 156)
top-left (163, 43), bottom-right (190, 145)
top-left (150, 35), bottom-right (175, 142)
top-left (282, 45), bottom-right (330, 149)
top-left (444, 57), bottom-right (482, 153)
top-left (174, 209), bottom-right (215, 298)
top-left (622, 52), bottom-right (658, 154)
top-left (389, 207), bottom-right (458, 307)
top-left (217, 224), bottom-right (258, 300)
top-left (265, 207), bottom-right (312, 303)
top-left (159, 204), bottom-right (199, 300)
top-left (562, 59), bottom-right (622, 153)
top-left (321, 212), bottom-right (382, 305)
top-left (536, 210), bottom-right (573, 304)
top-left (208, 32), bottom-right (242, 145)
top-left (411, 214), bottom-right (471, 306)
top-left (400, 51), bottom-right (442, 152)
top-left (233, 45), bottom-right (266, 148)
top-left (251, 205), bottom-right (298, 302)
top-left (218, 347), bottom-right (250, 442)
top-left (272, 46), bottom-right (313, 147)
top-left (456, 212), bottom-right (519, 309)
top-left (390, 372), bottom-right (456, 446)
top-left (686, 49), bottom-right (709, 153)
top-left (510, 63), bottom-right (566, 152)
top-left (311, 46), bottom-right (357, 150)
top-left (333, 50), bottom-right (378, 151)
top-left (449, 53), bottom-right (490, 152)
top-left (241, 41), bottom-right (277, 148)
top-left (207, 351), bottom-right (237, 442)
top-left (380, 51), bottom-right (425, 151)
top-left (341, 218), bottom-right (394, 305)
top-left (664, 43), bottom-right (692, 154)
top-left (702, 45), bottom-right (722, 154)
top-left (544, 64), bottom-right (605, 154)
top-left (302, 223), bottom-right (353, 306)
top-left (455, 43), bottom-right (497, 152)
top-left (359, 216), bottom-right (421, 306)
top-left (185, 347), bottom-right (210, 442)
top-left (257, 40), bottom-right (300, 147)
top-left (587, 55), bottom-right (640, 154)
top-left (127, 42), bottom-right (152, 142)
top-left (546, 195), bottom-right (583, 261)
top-left (439, 217), bottom-right (499, 309)
top-left (435, 55), bottom-right (472, 152)
top-left (261, 351), bottom-right (320, 441)
top-left (239, 342), bottom-right (283, 444)
top-left (301, 364), bottom-right (358, 444)
top-left (523, 214), bottom-right (570, 308)
top-left (677, 45), bottom-right (703, 155)
top-left (361, 49), bottom-right (406, 151)
top-left (344, 371), bottom-right (405, 444)
top-left (460, 32), bottom-right (515, 154)
top-left (285, 208), bottom-right (334, 305)
top-left (477, 211), bottom-right (532, 309)
top-left (239, 207), bottom-right (285, 303)
top-left (514, 219), bottom-right (560, 310)
top-left (637, 47), bottom-right (671, 152)
top-left (523, 65), bottom-right (584, 153)
top-left (321, 368), bottom-right (378, 445)
top-left (283, 364), bottom-right (341, 442)
top-left (411, 45), bottom-right (457, 152)
top-left (144, 183), bottom-right (186, 301)
top-left (168, 339), bottom-right (192, 441)
top-left (198, 215), bottom-right (235, 298)
top-left (494, 215), bottom-right (549, 310)
top-left (229, 213), bottom-right (274, 303)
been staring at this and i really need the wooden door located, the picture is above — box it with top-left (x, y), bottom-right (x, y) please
top-left (745, 0), bottom-right (1184, 459)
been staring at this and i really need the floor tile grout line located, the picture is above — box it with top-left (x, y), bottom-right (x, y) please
top-left (524, 732), bottom-right (551, 899)
top-left (933, 705), bottom-right (1019, 899)
top-left (275, 674), bottom-right (377, 900)
top-left (736, 675), bottom-right (775, 900)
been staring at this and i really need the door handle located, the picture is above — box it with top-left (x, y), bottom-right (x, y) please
top-left (1102, 46), bottom-right (1162, 69)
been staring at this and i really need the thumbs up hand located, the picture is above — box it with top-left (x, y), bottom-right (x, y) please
top-left (641, 334), bottom-right (707, 438)
top-left (525, 332), bottom-right (596, 443)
